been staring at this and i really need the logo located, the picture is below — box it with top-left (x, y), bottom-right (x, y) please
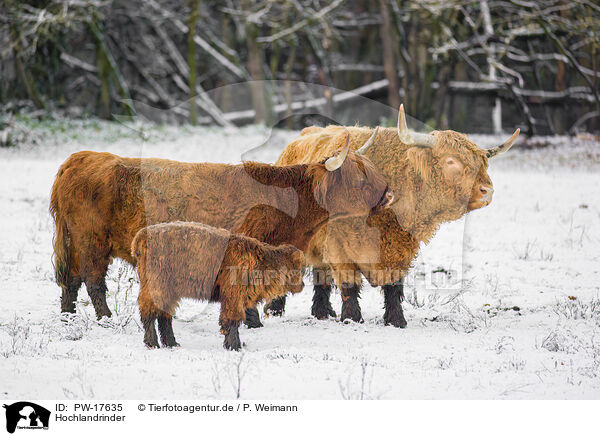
top-left (3, 402), bottom-right (50, 433)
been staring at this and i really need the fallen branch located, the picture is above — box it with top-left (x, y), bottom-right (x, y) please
top-left (193, 79), bottom-right (390, 125)
top-left (570, 111), bottom-right (600, 134)
top-left (60, 52), bottom-right (98, 73)
top-left (445, 81), bottom-right (597, 103)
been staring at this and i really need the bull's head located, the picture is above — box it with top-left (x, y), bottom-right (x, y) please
top-left (359, 105), bottom-right (518, 221)
top-left (311, 131), bottom-right (394, 219)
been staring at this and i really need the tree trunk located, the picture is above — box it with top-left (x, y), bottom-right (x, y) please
top-left (284, 41), bottom-right (297, 129)
top-left (87, 19), bottom-right (134, 117)
top-left (554, 46), bottom-right (567, 134)
top-left (96, 38), bottom-right (111, 119)
top-left (187, 0), bottom-right (201, 125)
top-left (219, 13), bottom-right (234, 113)
top-left (10, 24), bottom-right (45, 110)
top-left (242, 0), bottom-right (270, 124)
top-left (379, 0), bottom-right (400, 109)
top-left (481, 0), bottom-right (502, 134)
top-left (433, 63), bottom-right (452, 129)
top-left (406, 22), bottom-right (420, 117)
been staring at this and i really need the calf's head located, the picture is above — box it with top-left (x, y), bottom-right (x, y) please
top-left (248, 242), bottom-right (305, 295)
top-left (274, 244), bottom-right (305, 294)
top-left (310, 131), bottom-right (393, 219)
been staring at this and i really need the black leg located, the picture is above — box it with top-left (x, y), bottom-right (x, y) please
top-left (158, 317), bottom-right (180, 347)
top-left (222, 321), bottom-right (242, 351)
top-left (311, 268), bottom-right (336, 319)
top-left (141, 314), bottom-right (159, 348)
top-left (244, 308), bottom-right (263, 328)
top-left (84, 280), bottom-right (112, 319)
top-left (311, 284), bottom-right (336, 319)
top-left (340, 283), bottom-right (363, 323)
top-left (264, 296), bottom-right (286, 317)
top-left (61, 277), bottom-right (82, 314)
top-left (383, 280), bottom-right (407, 328)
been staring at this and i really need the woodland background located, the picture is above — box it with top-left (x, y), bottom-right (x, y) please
top-left (1, 0), bottom-right (599, 135)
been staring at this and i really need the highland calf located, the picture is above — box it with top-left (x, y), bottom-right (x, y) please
top-left (266, 104), bottom-right (520, 327)
top-left (50, 131), bottom-right (392, 324)
top-left (132, 222), bottom-right (304, 350)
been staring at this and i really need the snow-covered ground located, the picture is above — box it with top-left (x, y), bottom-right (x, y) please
top-left (1, 119), bottom-right (599, 399)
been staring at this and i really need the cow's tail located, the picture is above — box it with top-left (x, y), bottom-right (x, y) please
top-left (49, 178), bottom-right (72, 290)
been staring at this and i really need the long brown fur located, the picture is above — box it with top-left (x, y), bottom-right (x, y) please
top-left (131, 222), bottom-right (304, 350)
top-left (49, 149), bottom-right (391, 319)
top-left (276, 125), bottom-right (498, 323)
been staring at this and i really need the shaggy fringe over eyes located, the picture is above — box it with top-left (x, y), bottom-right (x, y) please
top-left (308, 153), bottom-right (381, 207)
top-left (406, 147), bottom-right (432, 179)
top-left (434, 131), bottom-right (489, 170)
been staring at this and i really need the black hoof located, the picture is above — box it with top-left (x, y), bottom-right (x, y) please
top-left (223, 332), bottom-right (242, 351)
top-left (160, 335), bottom-right (180, 348)
top-left (244, 308), bottom-right (263, 328)
top-left (340, 305), bottom-right (363, 323)
top-left (340, 283), bottom-right (362, 323)
top-left (384, 312), bottom-right (408, 328)
top-left (157, 318), bottom-right (180, 347)
top-left (95, 308), bottom-right (112, 320)
top-left (61, 306), bottom-right (76, 315)
top-left (341, 316), bottom-right (364, 324)
top-left (383, 281), bottom-right (407, 328)
top-left (264, 296), bottom-right (286, 317)
top-left (144, 339), bottom-right (160, 349)
top-left (311, 283), bottom-right (335, 319)
top-left (311, 303), bottom-right (336, 320)
top-left (87, 283), bottom-right (113, 320)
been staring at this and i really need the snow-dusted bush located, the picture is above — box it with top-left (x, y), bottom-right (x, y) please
top-left (0, 315), bottom-right (48, 358)
top-left (540, 327), bottom-right (584, 354)
top-left (553, 296), bottom-right (600, 323)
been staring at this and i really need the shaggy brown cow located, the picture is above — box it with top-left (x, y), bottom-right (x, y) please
top-left (265, 104), bottom-right (519, 327)
top-left (132, 222), bottom-right (304, 350)
top-left (50, 131), bottom-right (392, 321)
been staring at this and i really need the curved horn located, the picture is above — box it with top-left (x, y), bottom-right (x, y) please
top-left (355, 126), bottom-right (379, 155)
top-left (486, 128), bottom-right (520, 158)
top-left (397, 104), bottom-right (437, 147)
top-left (324, 133), bottom-right (350, 171)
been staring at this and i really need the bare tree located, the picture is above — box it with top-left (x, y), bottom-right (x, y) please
top-left (241, 0), bottom-right (271, 124)
top-left (1, 0), bottom-right (598, 133)
top-left (187, 0), bottom-right (201, 125)
top-left (379, 0), bottom-right (400, 109)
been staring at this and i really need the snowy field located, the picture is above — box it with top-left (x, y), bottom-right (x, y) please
top-left (1, 119), bottom-right (599, 399)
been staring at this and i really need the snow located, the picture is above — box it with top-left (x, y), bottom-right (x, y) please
top-left (0, 120), bottom-right (599, 399)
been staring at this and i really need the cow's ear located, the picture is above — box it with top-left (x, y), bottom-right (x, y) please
top-left (406, 147), bottom-right (432, 179)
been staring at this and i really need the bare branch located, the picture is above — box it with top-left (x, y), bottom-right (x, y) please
top-left (257, 0), bottom-right (346, 44)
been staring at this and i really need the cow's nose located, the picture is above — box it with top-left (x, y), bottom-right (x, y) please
top-left (479, 185), bottom-right (494, 201)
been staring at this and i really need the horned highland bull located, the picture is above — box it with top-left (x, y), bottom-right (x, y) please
top-left (264, 105), bottom-right (520, 327)
top-left (132, 222), bottom-right (304, 350)
top-left (50, 131), bottom-right (392, 323)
